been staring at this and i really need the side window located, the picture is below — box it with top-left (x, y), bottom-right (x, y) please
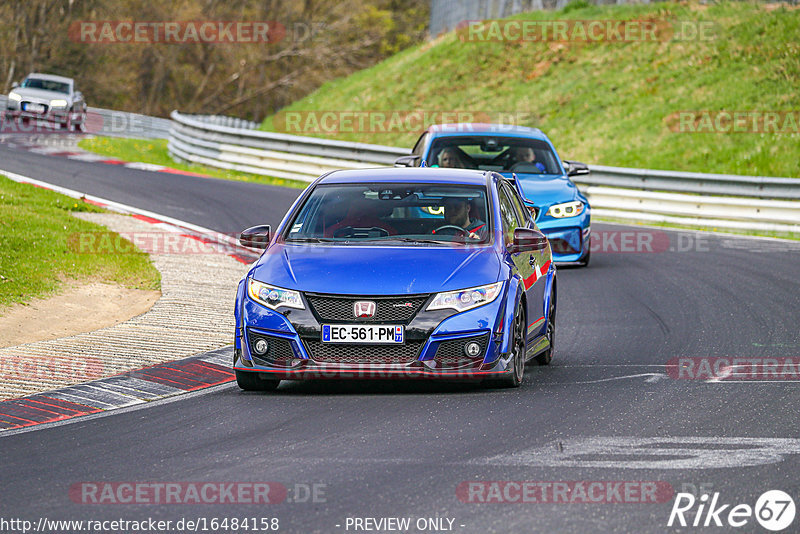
top-left (497, 186), bottom-right (519, 246)
top-left (503, 184), bottom-right (530, 226)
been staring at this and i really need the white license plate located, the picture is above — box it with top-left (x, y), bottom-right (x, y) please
top-left (24, 103), bottom-right (45, 113)
top-left (322, 324), bottom-right (404, 344)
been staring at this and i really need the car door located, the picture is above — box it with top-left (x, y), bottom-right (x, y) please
top-left (499, 182), bottom-right (546, 340)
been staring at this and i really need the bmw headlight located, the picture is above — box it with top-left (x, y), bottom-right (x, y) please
top-left (8, 92), bottom-right (22, 102)
top-left (247, 278), bottom-right (304, 310)
top-left (427, 282), bottom-right (503, 313)
top-left (50, 99), bottom-right (68, 108)
top-left (547, 201), bottom-right (584, 218)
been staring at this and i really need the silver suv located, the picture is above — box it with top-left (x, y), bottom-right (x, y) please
top-left (4, 73), bottom-right (87, 131)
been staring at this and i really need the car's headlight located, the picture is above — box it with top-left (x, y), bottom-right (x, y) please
top-left (8, 92), bottom-right (22, 102)
top-left (247, 278), bottom-right (304, 310)
top-left (50, 99), bottom-right (68, 108)
top-left (427, 282), bottom-right (503, 313)
top-left (547, 201), bottom-right (584, 218)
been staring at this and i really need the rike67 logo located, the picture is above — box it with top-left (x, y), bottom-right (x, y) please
top-left (668, 490), bottom-right (795, 531)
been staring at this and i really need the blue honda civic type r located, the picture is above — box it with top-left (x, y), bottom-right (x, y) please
top-left (233, 168), bottom-right (556, 391)
top-left (396, 124), bottom-right (592, 266)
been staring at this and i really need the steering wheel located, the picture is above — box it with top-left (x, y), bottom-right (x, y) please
top-left (432, 225), bottom-right (468, 237)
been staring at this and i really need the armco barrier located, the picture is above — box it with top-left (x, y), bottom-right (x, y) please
top-left (1, 95), bottom-right (170, 139)
top-left (166, 111), bottom-right (800, 233)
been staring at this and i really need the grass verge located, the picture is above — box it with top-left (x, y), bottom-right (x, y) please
top-left (0, 175), bottom-right (161, 309)
top-left (260, 1), bottom-right (800, 179)
top-left (77, 137), bottom-right (308, 189)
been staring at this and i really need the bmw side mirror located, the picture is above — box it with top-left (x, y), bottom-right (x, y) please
top-left (11, 81), bottom-right (18, 89)
top-left (239, 225), bottom-right (271, 249)
top-left (562, 160), bottom-right (590, 177)
top-left (509, 228), bottom-right (547, 253)
top-left (394, 155), bottom-right (420, 167)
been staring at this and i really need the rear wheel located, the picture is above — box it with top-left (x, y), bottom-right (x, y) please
top-left (534, 294), bottom-right (555, 365)
top-left (235, 370), bottom-right (280, 391)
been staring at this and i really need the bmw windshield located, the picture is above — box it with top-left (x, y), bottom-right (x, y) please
top-left (284, 183), bottom-right (491, 245)
top-left (428, 136), bottom-right (561, 174)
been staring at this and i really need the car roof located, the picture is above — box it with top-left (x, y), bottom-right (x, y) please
top-left (426, 123), bottom-right (548, 141)
top-left (24, 73), bottom-right (74, 84)
top-left (318, 167), bottom-right (493, 186)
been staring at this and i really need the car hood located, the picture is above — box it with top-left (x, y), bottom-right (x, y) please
top-left (11, 88), bottom-right (69, 101)
top-left (251, 243), bottom-right (502, 295)
top-left (501, 172), bottom-right (582, 207)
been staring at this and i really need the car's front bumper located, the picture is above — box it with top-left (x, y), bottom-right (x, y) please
top-left (233, 286), bottom-right (516, 381)
top-left (537, 210), bottom-right (591, 263)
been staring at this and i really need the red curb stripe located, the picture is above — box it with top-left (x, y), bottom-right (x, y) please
top-left (131, 213), bottom-right (163, 225)
top-left (157, 167), bottom-right (213, 178)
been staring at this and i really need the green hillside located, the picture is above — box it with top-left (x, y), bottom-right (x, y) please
top-left (260, 1), bottom-right (800, 178)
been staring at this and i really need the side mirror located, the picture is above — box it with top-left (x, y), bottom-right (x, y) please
top-left (394, 155), bottom-right (420, 167)
top-left (562, 160), bottom-right (590, 177)
top-left (509, 227), bottom-right (547, 253)
top-left (11, 81), bottom-right (18, 89)
top-left (239, 225), bottom-right (271, 249)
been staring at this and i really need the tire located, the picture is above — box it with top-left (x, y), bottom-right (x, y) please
top-left (534, 294), bottom-right (555, 365)
top-left (492, 299), bottom-right (526, 388)
top-left (578, 248), bottom-right (591, 267)
top-left (235, 369), bottom-right (280, 391)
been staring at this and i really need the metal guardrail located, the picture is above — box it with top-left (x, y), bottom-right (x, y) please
top-left (168, 111), bottom-right (800, 233)
top-left (1, 95), bottom-right (171, 139)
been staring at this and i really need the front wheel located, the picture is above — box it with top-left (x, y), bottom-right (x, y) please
top-left (492, 300), bottom-right (526, 388)
top-left (235, 370), bottom-right (280, 391)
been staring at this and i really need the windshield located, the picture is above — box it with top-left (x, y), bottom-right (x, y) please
top-left (285, 183), bottom-right (491, 245)
top-left (428, 136), bottom-right (561, 174)
top-left (21, 78), bottom-right (70, 94)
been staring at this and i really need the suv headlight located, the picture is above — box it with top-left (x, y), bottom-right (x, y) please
top-left (427, 282), bottom-right (503, 313)
top-left (8, 92), bottom-right (22, 102)
top-left (50, 99), bottom-right (68, 108)
top-left (247, 278), bottom-right (304, 310)
top-left (547, 201), bottom-right (584, 218)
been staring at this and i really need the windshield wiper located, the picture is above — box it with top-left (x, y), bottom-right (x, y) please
top-left (359, 237), bottom-right (451, 245)
top-left (285, 237), bottom-right (336, 243)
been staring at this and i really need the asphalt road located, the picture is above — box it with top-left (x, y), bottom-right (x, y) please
top-left (2, 140), bottom-right (800, 533)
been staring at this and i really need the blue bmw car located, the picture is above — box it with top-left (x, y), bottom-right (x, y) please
top-left (233, 168), bottom-right (556, 391)
top-left (396, 124), bottom-right (592, 266)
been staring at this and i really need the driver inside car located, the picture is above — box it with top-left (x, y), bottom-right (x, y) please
top-left (510, 146), bottom-right (546, 173)
top-left (432, 197), bottom-right (487, 240)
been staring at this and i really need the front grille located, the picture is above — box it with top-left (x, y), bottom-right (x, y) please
top-left (434, 334), bottom-right (490, 367)
top-left (305, 294), bottom-right (429, 324)
top-left (248, 331), bottom-right (294, 366)
top-left (303, 340), bottom-right (423, 365)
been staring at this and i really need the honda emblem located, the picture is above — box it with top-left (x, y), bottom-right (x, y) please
top-left (353, 301), bottom-right (376, 318)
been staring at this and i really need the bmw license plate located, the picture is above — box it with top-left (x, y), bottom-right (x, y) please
top-left (24, 103), bottom-right (46, 113)
top-left (322, 324), bottom-right (404, 344)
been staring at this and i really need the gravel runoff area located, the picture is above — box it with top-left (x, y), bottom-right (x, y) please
top-left (0, 212), bottom-right (248, 400)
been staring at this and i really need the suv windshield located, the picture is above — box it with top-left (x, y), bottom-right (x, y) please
top-left (21, 78), bottom-right (70, 94)
top-left (285, 183), bottom-right (491, 245)
top-left (428, 136), bottom-right (560, 174)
